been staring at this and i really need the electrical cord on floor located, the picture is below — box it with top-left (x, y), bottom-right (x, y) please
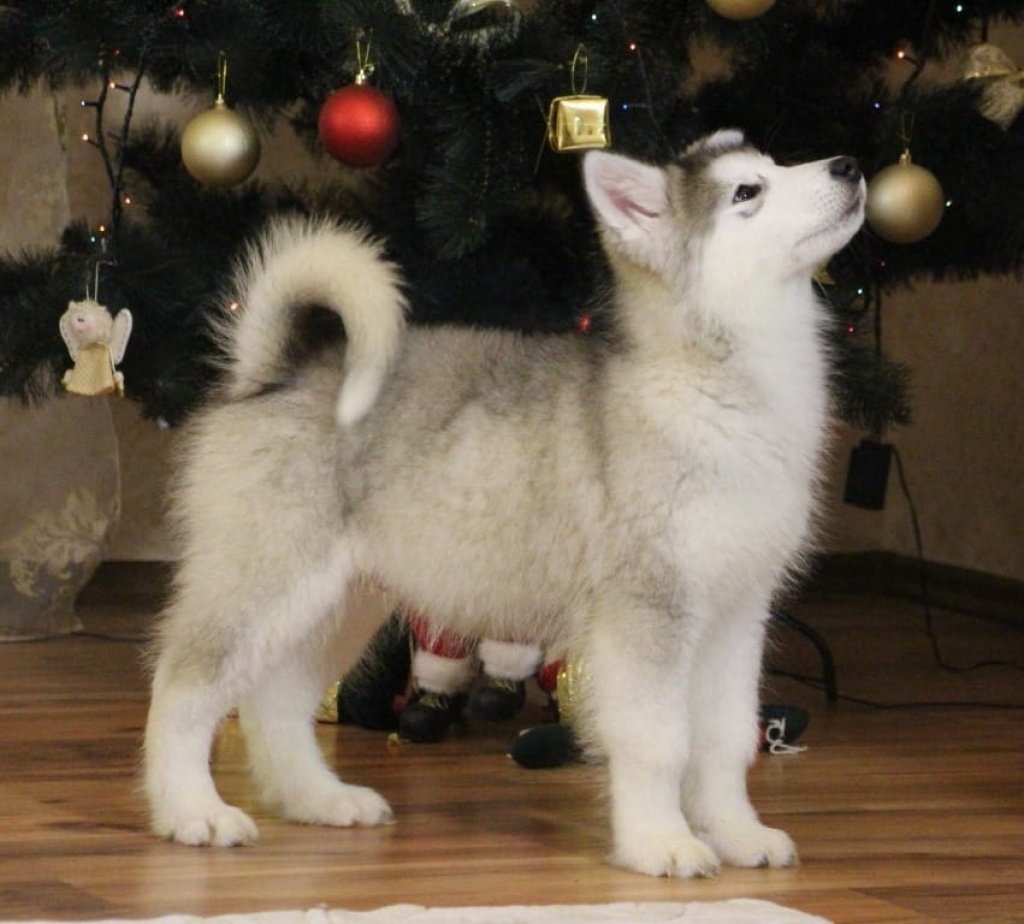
top-left (72, 629), bottom-right (147, 642)
top-left (891, 444), bottom-right (1024, 675)
top-left (772, 445), bottom-right (1023, 710)
top-left (0, 629), bottom-right (147, 643)
top-left (768, 666), bottom-right (1024, 711)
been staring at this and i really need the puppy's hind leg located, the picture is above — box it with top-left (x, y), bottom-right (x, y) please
top-left (239, 584), bottom-right (394, 829)
top-left (144, 549), bottom-right (358, 847)
top-left (145, 615), bottom-right (260, 847)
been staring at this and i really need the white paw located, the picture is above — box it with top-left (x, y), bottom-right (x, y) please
top-left (282, 783), bottom-right (394, 828)
top-left (702, 821), bottom-right (798, 869)
top-left (611, 829), bottom-right (721, 878)
top-left (154, 803), bottom-right (259, 847)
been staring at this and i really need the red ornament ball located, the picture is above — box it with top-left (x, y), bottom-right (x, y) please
top-left (318, 84), bottom-right (400, 167)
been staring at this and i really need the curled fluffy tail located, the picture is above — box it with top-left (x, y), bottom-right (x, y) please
top-left (224, 215), bottom-right (407, 426)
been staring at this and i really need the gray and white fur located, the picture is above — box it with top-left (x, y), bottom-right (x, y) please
top-left (144, 130), bottom-right (865, 878)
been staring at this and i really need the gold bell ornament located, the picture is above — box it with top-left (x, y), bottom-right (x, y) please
top-left (554, 657), bottom-right (590, 730)
top-left (547, 45), bottom-right (611, 153)
top-left (181, 52), bottom-right (261, 187)
top-left (866, 149), bottom-right (945, 244)
top-left (961, 43), bottom-right (1024, 130)
top-left (705, 0), bottom-right (777, 21)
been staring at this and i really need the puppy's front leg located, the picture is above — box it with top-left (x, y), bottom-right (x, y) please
top-left (683, 604), bottom-right (798, 869)
top-left (605, 746), bottom-right (720, 878)
top-left (586, 607), bottom-right (720, 878)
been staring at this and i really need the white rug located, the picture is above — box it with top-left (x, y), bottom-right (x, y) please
top-left (16, 901), bottom-right (831, 924)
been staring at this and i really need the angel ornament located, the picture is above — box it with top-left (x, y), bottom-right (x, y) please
top-left (59, 299), bottom-right (132, 397)
top-left (962, 43), bottom-right (1024, 130)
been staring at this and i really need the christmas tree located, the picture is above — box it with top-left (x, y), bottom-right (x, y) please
top-left (2, 0), bottom-right (1023, 430)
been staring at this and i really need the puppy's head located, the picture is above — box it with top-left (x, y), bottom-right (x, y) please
top-left (583, 131), bottom-right (865, 290)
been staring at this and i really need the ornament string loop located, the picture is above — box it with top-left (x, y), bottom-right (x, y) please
top-left (86, 234), bottom-right (115, 302)
top-left (87, 260), bottom-right (112, 303)
top-left (570, 44), bottom-right (589, 96)
top-left (898, 111), bottom-right (915, 154)
top-left (216, 50), bottom-right (229, 104)
top-left (355, 34), bottom-right (375, 84)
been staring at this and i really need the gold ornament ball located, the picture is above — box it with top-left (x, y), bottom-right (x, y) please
top-left (556, 659), bottom-right (590, 730)
top-left (706, 0), bottom-right (777, 20)
top-left (181, 100), bottom-right (261, 187)
top-left (866, 157), bottom-right (945, 244)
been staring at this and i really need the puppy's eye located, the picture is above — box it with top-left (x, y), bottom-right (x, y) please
top-left (733, 184), bottom-right (761, 204)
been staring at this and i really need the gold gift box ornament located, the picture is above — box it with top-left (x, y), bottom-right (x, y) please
top-left (546, 45), bottom-right (611, 153)
top-left (548, 95), bottom-right (610, 152)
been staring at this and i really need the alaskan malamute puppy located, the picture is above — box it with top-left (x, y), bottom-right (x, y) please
top-left (144, 130), bottom-right (865, 878)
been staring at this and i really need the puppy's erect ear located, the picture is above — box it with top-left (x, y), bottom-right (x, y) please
top-left (681, 128), bottom-right (746, 160)
top-left (583, 151), bottom-right (669, 250)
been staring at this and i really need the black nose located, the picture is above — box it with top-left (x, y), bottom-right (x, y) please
top-left (829, 155), bottom-right (861, 183)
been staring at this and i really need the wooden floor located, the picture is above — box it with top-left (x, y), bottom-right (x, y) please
top-left (1, 581), bottom-right (1022, 924)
